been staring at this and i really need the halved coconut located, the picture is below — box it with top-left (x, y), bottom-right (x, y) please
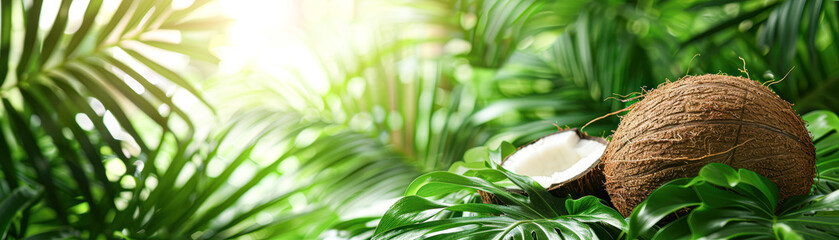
top-left (480, 129), bottom-right (610, 205)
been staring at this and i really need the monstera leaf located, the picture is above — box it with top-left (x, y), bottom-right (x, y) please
top-left (804, 110), bottom-right (839, 194)
top-left (628, 163), bottom-right (839, 239)
top-left (373, 166), bottom-right (624, 239)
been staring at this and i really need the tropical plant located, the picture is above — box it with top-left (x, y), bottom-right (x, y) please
top-left (0, 0), bottom-right (261, 238)
top-left (113, 110), bottom-right (418, 239)
top-left (2, 0), bottom-right (839, 239)
top-left (369, 141), bottom-right (620, 239)
top-left (374, 155), bottom-right (839, 239)
top-left (804, 110), bottom-right (839, 194)
top-left (628, 163), bottom-right (839, 239)
top-left (374, 170), bottom-right (624, 239)
top-left (211, 0), bottom-right (839, 238)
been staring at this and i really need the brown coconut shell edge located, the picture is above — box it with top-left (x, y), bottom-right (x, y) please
top-left (478, 128), bottom-right (611, 206)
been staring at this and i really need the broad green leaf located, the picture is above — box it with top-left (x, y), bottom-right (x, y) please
top-left (564, 196), bottom-right (624, 229)
top-left (376, 168), bottom-right (622, 239)
top-left (805, 110), bottom-right (839, 194)
top-left (627, 179), bottom-right (701, 239)
top-left (698, 162), bottom-right (740, 187)
top-left (464, 146), bottom-right (490, 163)
top-left (631, 163), bottom-right (839, 239)
top-left (687, 206), bottom-right (753, 238)
top-left (804, 110), bottom-right (839, 141)
top-left (651, 217), bottom-right (691, 240)
top-left (374, 196), bottom-right (450, 235)
top-left (774, 223), bottom-right (805, 240)
top-left (406, 172), bottom-right (508, 199)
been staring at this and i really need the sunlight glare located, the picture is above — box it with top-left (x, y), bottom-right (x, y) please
top-left (217, 0), bottom-right (298, 69)
top-left (145, 176), bottom-right (158, 189)
top-left (103, 111), bottom-right (125, 139)
top-left (206, 158), bottom-right (225, 178)
top-left (256, 212), bottom-right (273, 225)
top-left (227, 162), bottom-right (256, 187)
top-left (157, 104), bottom-right (170, 115)
top-left (75, 113), bottom-right (95, 131)
top-left (171, 0), bottom-right (195, 10)
top-left (38, 0), bottom-right (60, 31)
top-left (173, 89), bottom-right (199, 110)
top-left (88, 97), bottom-right (106, 115)
top-left (120, 176), bottom-right (136, 189)
top-left (65, 0), bottom-right (90, 34)
top-left (112, 66), bottom-right (147, 94)
top-left (104, 158), bottom-right (126, 181)
top-left (216, 0), bottom-right (348, 95)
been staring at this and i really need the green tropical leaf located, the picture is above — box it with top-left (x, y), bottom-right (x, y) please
top-left (374, 167), bottom-right (624, 239)
top-left (628, 163), bottom-right (839, 239)
top-left (804, 110), bottom-right (839, 194)
top-left (0, 0), bottom-right (226, 238)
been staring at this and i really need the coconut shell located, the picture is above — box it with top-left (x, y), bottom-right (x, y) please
top-left (603, 74), bottom-right (816, 217)
top-left (479, 129), bottom-right (610, 205)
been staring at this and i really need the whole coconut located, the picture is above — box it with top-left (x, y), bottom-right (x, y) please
top-left (603, 74), bottom-right (815, 217)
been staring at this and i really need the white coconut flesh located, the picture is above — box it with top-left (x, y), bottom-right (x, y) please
top-left (501, 131), bottom-right (606, 188)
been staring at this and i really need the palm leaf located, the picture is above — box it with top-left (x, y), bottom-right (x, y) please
top-left (0, 0), bottom-right (224, 238)
top-left (0, 187), bottom-right (37, 238)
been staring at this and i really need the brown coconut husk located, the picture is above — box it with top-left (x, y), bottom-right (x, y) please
top-left (602, 74), bottom-right (816, 217)
top-left (479, 128), bottom-right (611, 205)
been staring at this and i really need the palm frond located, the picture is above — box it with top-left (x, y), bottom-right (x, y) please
top-left (0, 0), bottom-right (226, 238)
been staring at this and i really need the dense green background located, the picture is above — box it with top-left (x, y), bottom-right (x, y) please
top-left (0, 0), bottom-right (837, 239)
